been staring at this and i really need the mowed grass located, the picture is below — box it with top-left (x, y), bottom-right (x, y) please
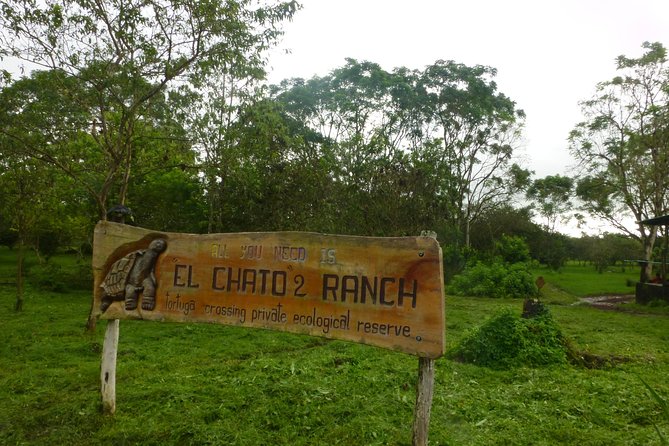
top-left (1, 253), bottom-right (668, 445)
top-left (532, 262), bottom-right (638, 298)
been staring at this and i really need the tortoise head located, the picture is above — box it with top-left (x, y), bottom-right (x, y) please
top-left (148, 238), bottom-right (167, 253)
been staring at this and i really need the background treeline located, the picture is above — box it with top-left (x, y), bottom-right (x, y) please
top-left (0, 1), bottom-right (664, 287)
top-left (0, 58), bottom-right (646, 277)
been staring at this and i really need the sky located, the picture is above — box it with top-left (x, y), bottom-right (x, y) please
top-left (264, 0), bottom-right (669, 234)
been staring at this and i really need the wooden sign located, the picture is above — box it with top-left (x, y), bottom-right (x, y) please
top-left (93, 221), bottom-right (445, 358)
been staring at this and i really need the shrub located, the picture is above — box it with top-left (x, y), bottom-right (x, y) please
top-left (495, 235), bottom-right (531, 264)
top-left (29, 263), bottom-right (67, 292)
top-left (29, 261), bottom-right (92, 292)
top-left (448, 261), bottom-right (538, 299)
top-left (69, 262), bottom-right (93, 291)
top-left (448, 308), bottom-right (569, 369)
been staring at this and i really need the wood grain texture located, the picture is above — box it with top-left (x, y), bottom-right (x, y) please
top-left (92, 221), bottom-right (445, 357)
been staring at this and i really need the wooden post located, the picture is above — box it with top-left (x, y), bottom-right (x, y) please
top-left (412, 229), bottom-right (438, 445)
top-left (412, 356), bottom-right (435, 446)
top-left (101, 319), bottom-right (120, 414)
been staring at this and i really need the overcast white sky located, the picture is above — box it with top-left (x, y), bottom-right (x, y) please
top-left (266, 0), bottom-right (669, 179)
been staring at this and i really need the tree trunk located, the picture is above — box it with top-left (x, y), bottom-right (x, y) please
top-left (14, 239), bottom-right (25, 312)
top-left (85, 214), bottom-right (108, 332)
top-left (86, 309), bottom-right (98, 332)
top-left (641, 230), bottom-right (657, 283)
top-left (464, 218), bottom-right (471, 248)
top-left (207, 175), bottom-right (217, 233)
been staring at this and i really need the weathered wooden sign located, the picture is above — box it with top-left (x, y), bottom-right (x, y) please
top-left (93, 221), bottom-right (445, 358)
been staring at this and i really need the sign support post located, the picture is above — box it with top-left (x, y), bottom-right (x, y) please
top-left (412, 356), bottom-right (435, 446)
top-left (411, 230), bottom-right (438, 445)
top-left (101, 319), bottom-right (119, 414)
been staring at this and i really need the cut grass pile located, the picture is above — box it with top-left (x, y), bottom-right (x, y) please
top-left (0, 252), bottom-right (668, 445)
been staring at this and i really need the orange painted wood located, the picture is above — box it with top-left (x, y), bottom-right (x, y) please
top-left (93, 221), bottom-right (445, 358)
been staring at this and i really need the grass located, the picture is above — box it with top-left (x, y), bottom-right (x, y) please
top-left (1, 251), bottom-right (668, 445)
top-left (532, 261), bottom-right (638, 298)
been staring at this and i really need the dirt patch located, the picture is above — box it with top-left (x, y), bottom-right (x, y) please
top-left (577, 295), bottom-right (635, 310)
top-left (568, 350), bottom-right (632, 369)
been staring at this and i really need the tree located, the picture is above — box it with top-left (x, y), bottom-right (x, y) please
top-left (0, 152), bottom-right (71, 310)
top-left (0, 0), bottom-right (298, 219)
top-left (526, 174), bottom-right (574, 232)
top-left (569, 42), bottom-right (669, 280)
top-left (530, 231), bottom-right (570, 271)
top-left (272, 59), bottom-right (417, 236)
top-left (412, 61), bottom-right (527, 246)
top-left (1, 0), bottom-right (297, 330)
top-left (128, 169), bottom-right (207, 233)
top-left (469, 204), bottom-right (541, 256)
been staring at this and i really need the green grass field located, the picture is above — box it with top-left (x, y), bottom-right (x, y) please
top-left (532, 262), bottom-right (638, 298)
top-left (1, 251), bottom-right (668, 445)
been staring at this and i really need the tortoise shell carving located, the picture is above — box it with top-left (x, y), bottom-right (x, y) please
top-left (99, 239), bottom-right (167, 313)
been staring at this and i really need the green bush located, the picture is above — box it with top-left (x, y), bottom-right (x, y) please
top-left (29, 261), bottom-right (92, 292)
top-left (448, 308), bottom-right (569, 369)
top-left (69, 262), bottom-right (93, 291)
top-left (29, 263), bottom-right (67, 292)
top-left (495, 234), bottom-right (531, 264)
top-left (448, 261), bottom-right (538, 299)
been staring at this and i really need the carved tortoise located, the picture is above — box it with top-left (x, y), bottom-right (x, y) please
top-left (99, 238), bottom-right (167, 312)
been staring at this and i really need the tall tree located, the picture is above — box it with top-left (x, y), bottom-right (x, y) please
top-left (569, 42), bottom-right (669, 280)
top-left (415, 60), bottom-right (526, 247)
top-left (183, 67), bottom-right (269, 233)
top-left (272, 59), bottom-right (414, 235)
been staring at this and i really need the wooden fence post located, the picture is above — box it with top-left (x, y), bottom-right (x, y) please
top-left (101, 319), bottom-right (120, 414)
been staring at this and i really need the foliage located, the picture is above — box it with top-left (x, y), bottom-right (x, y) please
top-left (448, 261), bottom-right (538, 299)
top-left (639, 376), bottom-right (669, 444)
top-left (526, 174), bottom-right (574, 232)
top-left (494, 234), bottom-right (531, 264)
top-left (28, 263), bottom-right (67, 292)
top-left (28, 261), bottom-right (92, 293)
top-left (0, 0), bottom-right (298, 219)
top-left (529, 231), bottom-right (571, 270)
top-left (448, 308), bottom-right (569, 369)
top-left (1, 22), bottom-right (531, 245)
top-left (128, 169), bottom-right (207, 233)
top-left (569, 234), bottom-right (643, 272)
top-left (468, 205), bottom-right (542, 254)
top-left (0, 228), bottom-right (17, 249)
top-left (271, 58), bottom-right (528, 241)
